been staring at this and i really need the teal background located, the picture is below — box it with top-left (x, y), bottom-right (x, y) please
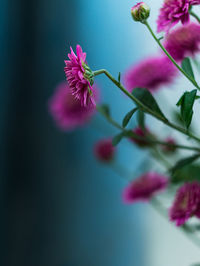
top-left (0, 1), bottom-right (148, 265)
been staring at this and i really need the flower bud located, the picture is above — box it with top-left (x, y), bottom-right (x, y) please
top-left (162, 137), bottom-right (177, 154)
top-left (131, 2), bottom-right (150, 23)
top-left (94, 139), bottom-right (115, 162)
top-left (131, 127), bottom-right (152, 148)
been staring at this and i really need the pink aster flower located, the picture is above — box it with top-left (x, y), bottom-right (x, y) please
top-left (124, 56), bottom-right (177, 93)
top-left (157, 0), bottom-right (200, 33)
top-left (48, 81), bottom-right (98, 131)
top-left (123, 172), bottom-right (168, 203)
top-left (94, 139), bottom-right (115, 162)
top-left (64, 45), bottom-right (95, 107)
top-left (164, 23), bottom-right (200, 61)
top-left (169, 182), bottom-right (200, 226)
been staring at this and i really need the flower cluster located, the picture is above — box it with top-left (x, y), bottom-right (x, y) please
top-left (49, 0), bottom-right (200, 255)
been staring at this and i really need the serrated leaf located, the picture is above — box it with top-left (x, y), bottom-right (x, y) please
top-left (181, 57), bottom-right (195, 80)
top-left (176, 89), bottom-right (197, 129)
top-left (132, 88), bottom-right (167, 121)
top-left (137, 109), bottom-right (145, 130)
top-left (112, 132), bottom-right (125, 146)
top-left (170, 154), bottom-right (200, 175)
top-left (122, 107), bottom-right (138, 128)
top-left (97, 104), bottom-right (110, 118)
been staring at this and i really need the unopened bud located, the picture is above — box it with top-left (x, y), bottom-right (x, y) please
top-left (131, 2), bottom-right (150, 23)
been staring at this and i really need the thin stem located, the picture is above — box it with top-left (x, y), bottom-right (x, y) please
top-left (151, 198), bottom-right (200, 249)
top-left (190, 10), bottom-right (200, 23)
top-left (96, 105), bottom-right (123, 131)
top-left (97, 102), bottom-right (200, 152)
top-left (144, 21), bottom-right (200, 91)
top-left (150, 147), bottom-right (172, 169)
top-left (94, 69), bottom-right (200, 143)
top-left (151, 139), bottom-right (200, 152)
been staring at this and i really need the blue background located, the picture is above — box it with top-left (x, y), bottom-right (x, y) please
top-left (0, 1), bottom-right (148, 265)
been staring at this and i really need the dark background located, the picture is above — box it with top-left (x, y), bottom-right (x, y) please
top-left (0, 1), bottom-right (146, 265)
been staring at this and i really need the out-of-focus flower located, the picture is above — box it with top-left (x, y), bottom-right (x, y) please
top-left (162, 137), bottom-right (177, 153)
top-left (169, 182), bottom-right (200, 226)
top-left (157, 0), bottom-right (200, 33)
top-left (94, 139), bottom-right (115, 162)
top-left (164, 23), bottom-right (200, 61)
top-left (48, 81), bottom-right (97, 131)
top-left (130, 127), bottom-right (152, 147)
top-left (131, 2), bottom-right (150, 23)
top-left (64, 45), bottom-right (95, 107)
top-left (123, 172), bottom-right (168, 203)
top-left (124, 57), bottom-right (177, 93)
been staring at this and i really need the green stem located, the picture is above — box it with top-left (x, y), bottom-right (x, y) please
top-left (97, 103), bottom-right (200, 152)
top-left (144, 21), bottom-right (200, 91)
top-left (150, 147), bottom-right (172, 169)
top-left (190, 10), bottom-right (200, 23)
top-left (96, 105), bottom-right (123, 131)
top-left (94, 69), bottom-right (200, 143)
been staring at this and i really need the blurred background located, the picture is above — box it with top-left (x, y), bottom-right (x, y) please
top-left (0, 0), bottom-right (200, 266)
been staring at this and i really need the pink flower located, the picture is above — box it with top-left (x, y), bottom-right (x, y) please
top-left (48, 81), bottom-right (98, 131)
top-left (130, 127), bottom-right (151, 147)
top-left (169, 182), bottom-right (200, 226)
top-left (124, 56), bottom-right (177, 93)
top-left (123, 172), bottom-right (168, 203)
top-left (164, 23), bottom-right (200, 61)
top-left (157, 0), bottom-right (200, 33)
top-left (162, 137), bottom-right (177, 153)
top-left (94, 139), bottom-right (115, 162)
top-left (64, 45), bottom-right (95, 107)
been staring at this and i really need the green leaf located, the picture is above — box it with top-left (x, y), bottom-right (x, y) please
top-left (181, 57), bottom-right (195, 80)
top-left (171, 164), bottom-right (200, 184)
top-left (196, 95), bottom-right (200, 100)
top-left (137, 109), bottom-right (145, 130)
top-left (122, 107), bottom-right (138, 128)
top-left (97, 104), bottom-right (110, 118)
top-left (158, 36), bottom-right (164, 41)
top-left (176, 89), bottom-right (197, 129)
top-left (118, 72), bottom-right (121, 83)
top-left (112, 132), bottom-right (125, 146)
top-left (132, 88), bottom-right (167, 121)
top-left (170, 154), bottom-right (200, 175)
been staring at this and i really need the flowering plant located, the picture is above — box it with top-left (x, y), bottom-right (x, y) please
top-left (49, 1), bottom-right (200, 263)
